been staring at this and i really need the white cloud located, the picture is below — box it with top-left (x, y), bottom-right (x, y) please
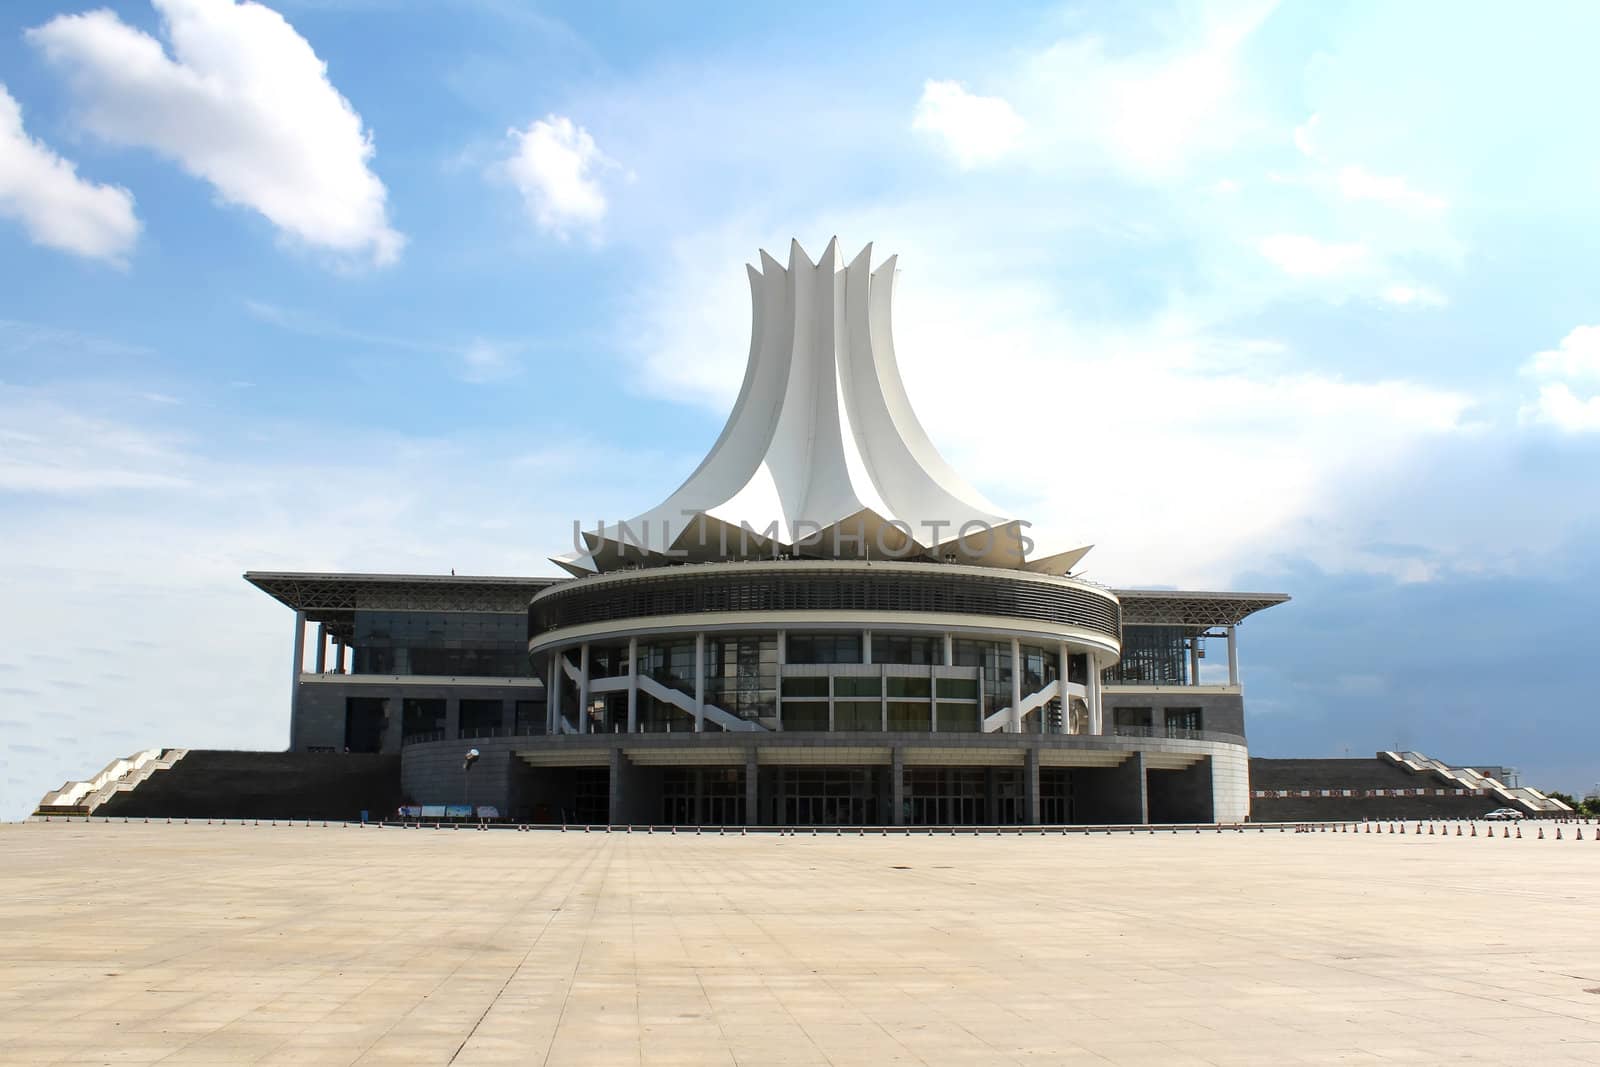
top-left (912, 80), bottom-right (1025, 169)
top-left (0, 386), bottom-right (191, 492)
top-left (1520, 326), bottom-right (1600, 432)
top-left (1258, 234), bottom-right (1368, 277)
top-left (0, 84), bottom-right (138, 264)
top-left (501, 115), bottom-right (610, 236)
top-left (1524, 324), bottom-right (1600, 383)
top-left (1019, 0), bottom-right (1277, 179)
top-left (28, 0), bottom-right (402, 267)
top-left (1522, 383), bottom-right (1600, 433)
top-left (1338, 165), bottom-right (1446, 214)
top-left (1381, 283), bottom-right (1446, 307)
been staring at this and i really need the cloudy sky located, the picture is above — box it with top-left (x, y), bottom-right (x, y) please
top-left (3, 0), bottom-right (1598, 818)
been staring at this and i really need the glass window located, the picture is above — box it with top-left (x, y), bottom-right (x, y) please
top-left (952, 639), bottom-right (1012, 713)
top-left (886, 676), bottom-right (930, 698)
top-left (936, 677), bottom-right (978, 700)
top-left (1165, 707), bottom-right (1203, 736)
top-left (352, 611), bottom-right (531, 678)
top-left (459, 699), bottom-right (502, 738)
top-left (888, 701), bottom-right (931, 731)
top-left (834, 700), bottom-right (881, 731)
top-left (935, 703), bottom-right (979, 732)
top-left (833, 676), bottom-right (881, 698)
top-left (1105, 626), bottom-right (1187, 685)
top-left (782, 704), bottom-right (829, 731)
top-left (781, 676), bottom-right (829, 698)
top-left (401, 698), bottom-right (446, 743)
top-left (873, 634), bottom-right (941, 665)
top-left (703, 633), bottom-right (776, 720)
top-left (786, 633), bottom-right (863, 664)
top-left (1113, 706), bottom-right (1154, 737)
top-left (513, 700), bottom-right (545, 735)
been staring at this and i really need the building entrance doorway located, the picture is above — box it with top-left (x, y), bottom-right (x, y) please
top-left (781, 767), bottom-right (874, 825)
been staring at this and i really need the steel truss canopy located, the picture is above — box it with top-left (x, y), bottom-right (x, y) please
top-left (552, 239), bottom-right (1092, 578)
top-left (1113, 589), bottom-right (1290, 631)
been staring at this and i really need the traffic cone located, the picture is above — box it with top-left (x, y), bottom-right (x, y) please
top-left (1470, 824), bottom-right (1476, 836)
top-left (1556, 827), bottom-right (1562, 840)
top-left (1515, 825), bottom-right (1522, 838)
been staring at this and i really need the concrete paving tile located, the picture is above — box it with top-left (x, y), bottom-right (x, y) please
top-left (3, 821), bottom-right (1599, 1066)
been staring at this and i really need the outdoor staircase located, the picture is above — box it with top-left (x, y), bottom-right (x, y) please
top-left (1381, 751), bottom-right (1572, 814)
top-left (35, 748), bottom-right (188, 816)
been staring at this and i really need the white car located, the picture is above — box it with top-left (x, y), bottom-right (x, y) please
top-left (1483, 807), bottom-right (1525, 821)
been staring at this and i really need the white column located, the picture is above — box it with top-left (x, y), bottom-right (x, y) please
top-left (546, 654), bottom-right (559, 734)
top-left (942, 632), bottom-right (953, 667)
top-left (315, 623), bottom-right (327, 674)
top-left (627, 637), bottom-right (638, 733)
top-left (578, 643), bottom-right (591, 733)
top-left (880, 663), bottom-right (888, 732)
top-left (289, 610), bottom-right (306, 751)
top-left (1088, 657), bottom-right (1104, 735)
top-left (1058, 641), bottom-right (1071, 734)
top-left (1189, 639), bottom-right (1200, 686)
top-left (1009, 637), bottom-right (1022, 734)
top-left (694, 632), bottom-right (706, 732)
top-left (775, 630), bottom-right (785, 731)
top-left (1227, 625), bottom-right (1240, 687)
top-left (863, 630), bottom-right (873, 665)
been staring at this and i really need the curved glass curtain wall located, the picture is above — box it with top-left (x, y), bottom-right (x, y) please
top-left (548, 628), bottom-right (1097, 735)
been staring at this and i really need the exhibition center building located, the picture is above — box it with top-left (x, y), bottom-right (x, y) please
top-left (248, 240), bottom-right (1287, 827)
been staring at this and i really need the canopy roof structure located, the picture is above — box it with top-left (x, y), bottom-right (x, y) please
top-left (554, 239), bottom-right (1091, 577)
top-left (1114, 589), bottom-right (1291, 631)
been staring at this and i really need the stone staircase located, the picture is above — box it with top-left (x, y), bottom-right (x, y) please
top-left (35, 748), bottom-right (189, 816)
top-left (1381, 751), bottom-right (1572, 814)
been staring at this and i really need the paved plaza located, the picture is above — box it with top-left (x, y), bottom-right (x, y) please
top-left (2, 821), bottom-right (1597, 1065)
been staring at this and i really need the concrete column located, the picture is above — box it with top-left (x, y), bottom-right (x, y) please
top-left (863, 630), bottom-right (872, 665)
top-left (745, 749), bottom-right (759, 826)
top-left (890, 747), bottom-right (905, 826)
top-left (1024, 747), bottom-right (1041, 825)
top-left (694, 633), bottom-right (706, 733)
top-left (880, 663), bottom-right (888, 732)
top-left (976, 666), bottom-right (986, 732)
top-left (1058, 641), bottom-right (1070, 734)
top-left (577, 643), bottom-right (591, 734)
top-left (1227, 625), bottom-right (1240, 687)
top-left (775, 630), bottom-right (785, 731)
top-left (334, 640), bottom-right (346, 674)
top-left (609, 749), bottom-right (626, 826)
top-left (546, 654), bottom-right (559, 734)
top-left (499, 699), bottom-right (515, 737)
top-left (315, 624), bottom-right (327, 674)
top-left (445, 697), bottom-right (461, 741)
top-left (1009, 638), bottom-right (1023, 734)
top-left (627, 637), bottom-right (638, 734)
top-left (1086, 657), bottom-right (1103, 735)
top-left (289, 610), bottom-right (306, 751)
top-left (1189, 640), bottom-right (1201, 686)
top-left (942, 632), bottom-right (953, 667)
top-left (827, 674), bottom-right (836, 732)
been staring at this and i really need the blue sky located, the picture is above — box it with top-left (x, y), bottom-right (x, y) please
top-left (3, 0), bottom-right (1599, 818)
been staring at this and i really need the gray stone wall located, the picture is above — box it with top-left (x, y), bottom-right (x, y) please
top-left (1101, 691), bottom-right (1246, 740)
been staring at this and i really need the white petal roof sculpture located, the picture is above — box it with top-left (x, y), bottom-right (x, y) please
top-left (555, 238), bottom-right (1092, 576)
